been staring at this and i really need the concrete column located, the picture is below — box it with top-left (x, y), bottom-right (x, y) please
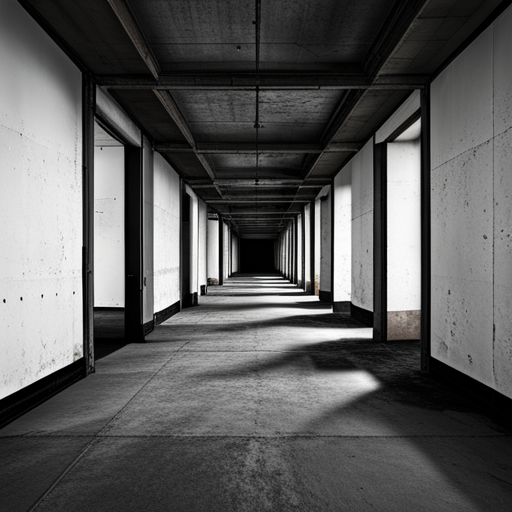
top-left (125, 145), bottom-right (145, 342)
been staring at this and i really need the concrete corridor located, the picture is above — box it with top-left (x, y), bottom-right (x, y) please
top-left (1, 275), bottom-right (512, 511)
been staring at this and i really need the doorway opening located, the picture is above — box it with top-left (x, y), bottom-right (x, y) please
top-left (93, 121), bottom-right (126, 359)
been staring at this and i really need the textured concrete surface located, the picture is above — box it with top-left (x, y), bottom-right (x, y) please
top-left (1, 275), bottom-right (511, 511)
top-left (0, 0), bottom-right (83, 401)
top-left (350, 139), bottom-right (374, 312)
top-left (431, 8), bottom-right (512, 399)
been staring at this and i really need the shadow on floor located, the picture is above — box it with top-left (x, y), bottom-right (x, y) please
top-left (94, 309), bottom-right (127, 360)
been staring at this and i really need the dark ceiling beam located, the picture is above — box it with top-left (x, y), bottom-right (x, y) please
top-left (153, 90), bottom-right (223, 198)
top-left (155, 142), bottom-right (362, 154)
top-left (224, 194), bottom-right (316, 200)
top-left (106, 0), bottom-right (160, 80)
top-left (206, 199), bottom-right (310, 204)
top-left (225, 212), bottom-right (299, 216)
top-left (105, 0), bottom-right (223, 200)
top-left (364, 0), bottom-right (431, 79)
top-left (97, 73), bottom-right (428, 90)
top-left (295, 0), bottom-right (431, 195)
top-left (188, 178), bottom-right (329, 187)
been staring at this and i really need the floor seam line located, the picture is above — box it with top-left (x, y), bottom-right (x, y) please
top-left (27, 437), bottom-right (100, 512)
top-left (94, 340), bottom-right (194, 437)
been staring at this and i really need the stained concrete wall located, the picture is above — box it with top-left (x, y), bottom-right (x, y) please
top-left (431, 7), bottom-right (512, 398)
top-left (153, 153), bottom-right (180, 313)
top-left (94, 146), bottom-right (125, 307)
top-left (207, 220), bottom-right (220, 281)
top-left (333, 167), bottom-right (352, 303)
top-left (198, 199), bottom-right (207, 293)
top-left (351, 139), bottom-right (374, 312)
top-left (0, 0), bottom-right (83, 399)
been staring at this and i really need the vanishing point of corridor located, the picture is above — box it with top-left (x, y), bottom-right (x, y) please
top-left (2, 276), bottom-right (512, 511)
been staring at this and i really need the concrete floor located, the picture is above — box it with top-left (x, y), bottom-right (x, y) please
top-left (1, 275), bottom-right (511, 511)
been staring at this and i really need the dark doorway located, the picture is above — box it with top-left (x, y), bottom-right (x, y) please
top-left (240, 239), bottom-right (276, 272)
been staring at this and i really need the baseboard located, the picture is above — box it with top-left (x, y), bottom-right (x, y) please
top-left (333, 301), bottom-right (351, 314)
top-left (154, 300), bottom-right (181, 325)
top-left (143, 319), bottom-right (154, 336)
top-left (319, 290), bottom-right (332, 303)
top-left (351, 303), bottom-right (374, 326)
top-left (0, 358), bottom-right (86, 429)
top-left (430, 357), bottom-right (512, 422)
top-left (94, 307), bottom-right (124, 312)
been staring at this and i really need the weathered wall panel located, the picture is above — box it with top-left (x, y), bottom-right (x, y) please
top-left (0, 0), bottom-right (83, 399)
top-left (431, 8), bottom-right (512, 398)
top-left (351, 139), bottom-right (374, 311)
top-left (153, 153), bottom-right (180, 312)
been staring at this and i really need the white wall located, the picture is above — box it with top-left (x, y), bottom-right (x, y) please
top-left (207, 220), bottom-right (220, 280)
top-left (153, 153), bottom-right (180, 313)
top-left (431, 6), bottom-right (512, 399)
top-left (198, 199), bottom-right (208, 291)
top-left (387, 140), bottom-right (421, 311)
top-left (0, 0), bottom-right (83, 399)
top-left (351, 139), bottom-right (374, 311)
top-left (333, 167), bottom-right (352, 303)
top-left (94, 146), bottom-right (125, 307)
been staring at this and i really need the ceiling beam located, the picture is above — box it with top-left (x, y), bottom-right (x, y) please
top-left (155, 142), bottom-right (362, 154)
top-left (206, 199), bottom-right (310, 204)
top-left (187, 178), bottom-right (329, 187)
top-left (153, 90), bottom-right (223, 198)
top-left (292, 0), bottom-right (431, 208)
top-left (364, 0), bottom-right (431, 79)
top-left (106, 0), bottom-right (160, 80)
top-left (97, 73), bottom-right (428, 90)
top-left (222, 212), bottom-right (300, 215)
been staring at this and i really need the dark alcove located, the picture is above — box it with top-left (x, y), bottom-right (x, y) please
top-left (240, 239), bottom-right (276, 272)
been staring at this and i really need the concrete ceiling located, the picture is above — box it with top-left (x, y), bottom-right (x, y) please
top-left (20, 0), bottom-right (506, 237)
